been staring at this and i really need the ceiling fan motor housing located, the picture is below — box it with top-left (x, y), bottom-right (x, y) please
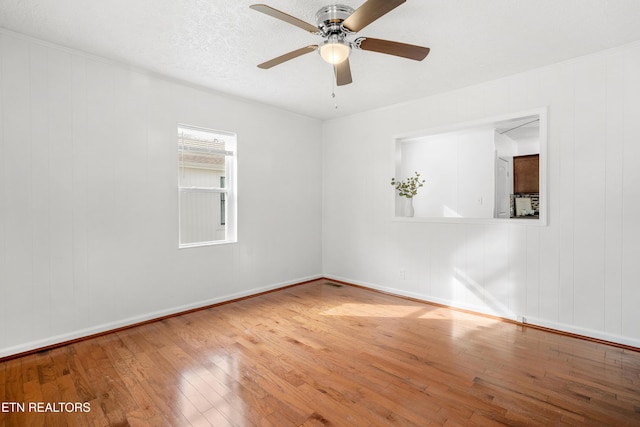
top-left (316, 4), bottom-right (355, 36)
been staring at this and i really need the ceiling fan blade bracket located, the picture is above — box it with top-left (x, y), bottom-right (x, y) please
top-left (353, 37), bottom-right (366, 49)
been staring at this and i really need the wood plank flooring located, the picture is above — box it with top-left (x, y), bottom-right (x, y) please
top-left (1, 280), bottom-right (640, 426)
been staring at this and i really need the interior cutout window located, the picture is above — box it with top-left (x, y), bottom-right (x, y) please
top-left (178, 125), bottom-right (237, 247)
top-left (393, 108), bottom-right (547, 224)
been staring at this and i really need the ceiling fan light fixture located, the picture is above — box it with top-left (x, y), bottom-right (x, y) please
top-left (319, 37), bottom-right (351, 64)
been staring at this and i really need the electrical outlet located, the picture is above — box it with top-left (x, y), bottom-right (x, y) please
top-left (399, 269), bottom-right (405, 280)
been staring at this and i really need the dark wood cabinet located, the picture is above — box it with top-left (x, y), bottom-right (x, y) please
top-left (513, 154), bottom-right (539, 194)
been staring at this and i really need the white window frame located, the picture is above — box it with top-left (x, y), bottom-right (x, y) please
top-left (178, 124), bottom-right (237, 248)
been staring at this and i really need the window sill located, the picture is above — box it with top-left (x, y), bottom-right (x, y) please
top-left (179, 239), bottom-right (237, 249)
top-left (391, 216), bottom-right (548, 226)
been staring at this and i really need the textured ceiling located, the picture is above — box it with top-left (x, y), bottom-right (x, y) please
top-left (2, 0), bottom-right (640, 120)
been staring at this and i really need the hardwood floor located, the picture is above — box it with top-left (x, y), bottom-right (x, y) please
top-left (1, 280), bottom-right (639, 426)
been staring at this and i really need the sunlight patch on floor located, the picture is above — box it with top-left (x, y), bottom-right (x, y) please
top-left (321, 303), bottom-right (429, 318)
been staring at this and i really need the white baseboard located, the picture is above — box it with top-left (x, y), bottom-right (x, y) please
top-left (0, 274), bottom-right (322, 359)
top-left (324, 274), bottom-right (640, 349)
top-left (522, 316), bottom-right (640, 349)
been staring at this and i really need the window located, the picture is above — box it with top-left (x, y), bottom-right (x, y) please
top-left (178, 125), bottom-right (237, 247)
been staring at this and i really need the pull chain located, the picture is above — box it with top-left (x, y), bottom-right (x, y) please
top-left (331, 68), bottom-right (338, 109)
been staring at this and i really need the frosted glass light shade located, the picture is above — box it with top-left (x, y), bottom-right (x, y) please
top-left (319, 40), bottom-right (350, 64)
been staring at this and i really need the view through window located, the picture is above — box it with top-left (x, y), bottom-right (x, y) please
top-left (178, 125), bottom-right (236, 247)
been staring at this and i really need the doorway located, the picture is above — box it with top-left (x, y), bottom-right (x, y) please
top-left (494, 157), bottom-right (510, 218)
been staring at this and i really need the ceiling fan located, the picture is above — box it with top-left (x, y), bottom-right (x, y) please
top-left (250, 0), bottom-right (430, 86)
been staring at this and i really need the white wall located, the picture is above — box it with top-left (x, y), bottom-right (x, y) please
top-left (0, 30), bottom-right (323, 357)
top-left (322, 41), bottom-right (640, 347)
top-left (400, 129), bottom-right (495, 218)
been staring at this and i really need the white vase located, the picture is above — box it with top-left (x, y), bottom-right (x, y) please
top-left (403, 197), bottom-right (414, 217)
